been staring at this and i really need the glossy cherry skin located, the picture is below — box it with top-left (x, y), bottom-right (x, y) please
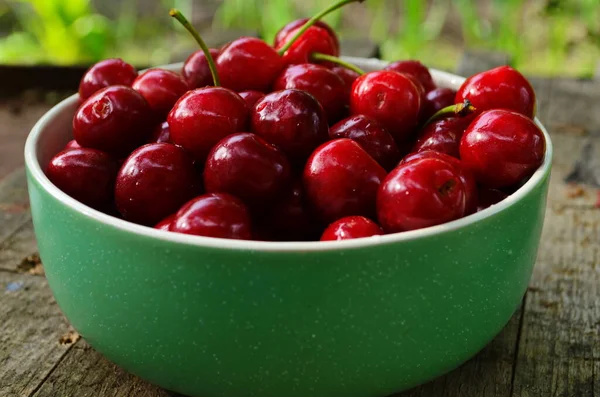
top-left (132, 69), bottom-right (189, 119)
top-left (168, 87), bottom-right (248, 162)
top-left (276, 26), bottom-right (337, 66)
top-left (412, 116), bottom-right (474, 158)
top-left (73, 86), bottom-right (153, 157)
top-left (217, 37), bottom-right (284, 92)
top-left (477, 187), bottom-right (509, 212)
top-left (274, 18), bottom-right (340, 55)
top-left (377, 157), bottom-right (467, 233)
top-left (170, 193), bottom-right (252, 240)
top-left (304, 139), bottom-right (387, 222)
top-left (252, 89), bottom-right (328, 163)
top-left (63, 139), bottom-right (82, 151)
top-left (460, 109), bottom-right (545, 188)
top-left (182, 48), bottom-right (220, 89)
top-left (155, 214), bottom-right (175, 231)
top-left (115, 143), bottom-right (201, 226)
top-left (420, 87), bottom-right (456, 122)
top-left (384, 60), bottom-right (435, 92)
top-left (456, 66), bottom-right (536, 118)
top-left (79, 58), bottom-right (137, 100)
top-left (330, 115), bottom-right (400, 170)
top-left (331, 66), bottom-right (360, 90)
top-left (46, 148), bottom-right (118, 212)
top-left (320, 216), bottom-right (383, 241)
top-left (148, 121), bottom-right (171, 144)
top-left (204, 133), bottom-right (291, 207)
top-left (350, 71), bottom-right (421, 142)
top-left (238, 91), bottom-right (265, 110)
top-left (273, 63), bottom-right (347, 123)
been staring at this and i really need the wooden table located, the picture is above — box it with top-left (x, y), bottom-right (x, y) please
top-left (1, 51), bottom-right (599, 397)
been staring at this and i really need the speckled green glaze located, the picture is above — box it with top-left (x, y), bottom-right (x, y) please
top-left (25, 60), bottom-right (552, 397)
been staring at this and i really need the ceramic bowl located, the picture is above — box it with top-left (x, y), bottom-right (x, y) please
top-left (24, 58), bottom-right (552, 397)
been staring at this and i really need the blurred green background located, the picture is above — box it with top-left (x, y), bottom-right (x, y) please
top-left (0, 0), bottom-right (598, 77)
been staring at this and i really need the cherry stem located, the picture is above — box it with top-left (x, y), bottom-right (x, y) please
top-left (277, 0), bottom-right (363, 55)
top-left (311, 53), bottom-right (365, 75)
top-left (424, 99), bottom-right (476, 126)
top-left (170, 8), bottom-right (220, 87)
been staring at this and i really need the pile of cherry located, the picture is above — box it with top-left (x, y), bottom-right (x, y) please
top-left (46, 2), bottom-right (545, 242)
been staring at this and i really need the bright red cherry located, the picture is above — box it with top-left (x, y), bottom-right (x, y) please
top-left (384, 60), bottom-right (435, 92)
top-left (148, 121), bottom-right (171, 144)
top-left (274, 18), bottom-right (340, 55)
top-left (273, 63), bottom-right (347, 123)
top-left (455, 66), bottom-right (536, 118)
top-left (412, 116), bottom-right (474, 158)
top-left (320, 216), bottom-right (383, 241)
top-left (78, 58), bottom-right (138, 100)
top-left (331, 66), bottom-right (360, 91)
top-left (238, 91), bottom-right (265, 110)
top-left (170, 193), bottom-right (252, 240)
top-left (477, 187), bottom-right (509, 212)
top-left (115, 143), bottom-right (201, 225)
top-left (350, 71), bottom-right (421, 142)
top-left (251, 89), bottom-right (328, 163)
top-left (304, 139), bottom-right (387, 222)
top-left (73, 85), bottom-right (153, 157)
top-left (276, 26), bottom-right (337, 66)
top-left (204, 133), bottom-right (291, 207)
top-left (168, 87), bottom-right (248, 161)
top-left (46, 148), bottom-right (118, 211)
top-left (377, 157), bottom-right (467, 232)
top-left (63, 139), bottom-right (82, 151)
top-left (460, 109), bottom-right (545, 188)
top-left (155, 214), bottom-right (175, 231)
top-left (182, 48), bottom-right (220, 88)
top-left (329, 115), bottom-right (400, 170)
top-left (132, 69), bottom-right (189, 119)
top-left (420, 87), bottom-right (456, 122)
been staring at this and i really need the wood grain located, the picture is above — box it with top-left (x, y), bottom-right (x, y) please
top-left (0, 168), bottom-right (32, 245)
top-left (0, 221), bottom-right (39, 273)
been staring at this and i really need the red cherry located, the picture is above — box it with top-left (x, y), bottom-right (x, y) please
top-left (350, 71), bottom-right (421, 142)
top-left (273, 63), bottom-right (347, 123)
top-left (168, 87), bottom-right (248, 162)
top-left (320, 216), bottom-right (383, 241)
top-left (477, 187), bottom-right (509, 212)
top-left (377, 157), bottom-right (467, 232)
top-left (115, 143), bottom-right (201, 225)
top-left (412, 116), bottom-right (474, 158)
top-left (63, 139), bottom-right (82, 151)
top-left (182, 48), bottom-right (220, 88)
top-left (132, 69), bottom-right (189, 119)
top-left (276, 26), bottom-right (337, 66)
top-left (455, 66), bottom-right (536, 118)
top-left (238, 91), bottom-right (265, 110)
top-left (78, 58), bottom-right (137, 100)
top-left (329, 115), bottom-right (400, 170)
top-left (204, 133), bottom-right (292, 207)
top-left (384, 60), bottom-right (436, 92)
top-left (73, 86), bottom-right (153, 157)
top-left (251, 89), bottom-right (328, 163)
top-left (148, 121), bottom-right (171, 144)
top-left (460, 109), bottom-right (545, 188)
top-left (420, 87), bottom-right (456, 122)
top-left (170, 193), bottom-right (252, 240)
top-left (46, 148), bottom-right (118, 211)
top-left (304, 139), bottom-right (387, 222)
top-left (216, 37), bottom-right (284, 92)
top-left (155, 214), bottom-right (175, 231)
top-left (274, 18), bottom-right (340, 55)
top-left (331, 66), bottom-right (360, 91)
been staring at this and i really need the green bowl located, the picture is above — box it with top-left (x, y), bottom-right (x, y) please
top-left (24, 58), bottom-right (552, 397)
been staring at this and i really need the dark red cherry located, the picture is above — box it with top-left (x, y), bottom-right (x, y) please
top-left (115, 143), bottom-right (200, 226)
top-left (182, 48), bottom-right (220, 88)
top-left (252, 89), bottom-right (328, 163)
top-left (168, 87), bottom-right (248, 162)
top-left (274, 18), bottom-right (340, 55)
top-left (46, 148), bottom-right (118, 211)
top-left (477, 187), bottom-right (509, 212)
top-left (455, 66), bottom-right (536, 118)
top-left (276, 26), bottom-right (337, 66)
top-left (273, 63), bottom-right (347, 123)
top-left (79, 58), bottom-right (137, 100)
top-left (170, 193), bottom-right (252, 240)
top-left (216, 37), bottom-right (284, 92)
top-left (329, 115), bottom-right (400, 170)
top-left (238, 91), bottom-right (265, 110)
top-left (304, 138), bottom-right (387, 222)
top-left (420, 87), bottom-right (456, 122)
top-left (132, 69), bottom-right (189, 119)
top-left (460, 109), bottom-right (545, 188)
top-left (412, 116), bottom-right (474, 158)
top-left (148, 121), bottom-right (171, 144)
top-left (320, 216), bottom-right (383, 241)
top-left (350, 71), bottom-right (421, 142)
top-left (384, 60), bottom-right (435, 92)
top-left (377, 157), bottom-right (467, 232)
top-left (155, 214), bottom-right (175, 231)
top-left (331, 66), bottom-right (360, 91)
top-left (73, 85), bottom-right (152, 157)
top-left (64, 139), bottom-right (82, 151)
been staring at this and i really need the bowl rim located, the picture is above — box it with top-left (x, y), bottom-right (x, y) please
top-left (24, 57), bottom-right (553, 253)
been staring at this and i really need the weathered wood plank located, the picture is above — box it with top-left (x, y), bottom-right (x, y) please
top-left (456, 50), bottom-right (511, 77)
top-left (0, 168), bottom-right (32, 245)
top-left (544, 78), bottom-right (600, 136)
top-left (0, 221), bottom-right (39, 273)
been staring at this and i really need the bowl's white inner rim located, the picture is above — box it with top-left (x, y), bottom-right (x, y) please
top-left (24, 57), bottom-right (554, 253)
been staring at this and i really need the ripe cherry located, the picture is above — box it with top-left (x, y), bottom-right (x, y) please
top-left (412, 116), bottom-right (474, 158)
top-left (377, 157), bottom-right (467, 232)
top-left (148, 121), bottom-right (171, 144)
top-left (274, 18), bottom-right (340, 55)
top-left (238, 91), bottom-right (265, 110)
top-left (477, 187), bottom-right (509, 212)
top-left (132, 69), bottom-right (189, 119)
top-left (73, 85), bottom-right (152, 157)
top-left (63, 139), bottom-right (82, 151)
top-left (460, 109), bottom-right (545, 188)
top-left (456, 66), bottom-right (536, 118)
top-left (330, 114), bottom-right (400, 170)
top-left (276, 26), bottom-right (337, 66)
top-left (46, 148), bottom-right (118, 212)
top-left (155, 214), bottom-right (175, 231)
top-left (320, 216), bottom-right (383, 241)
top-left (304, 138), bottom-right (387, 222)
top-left (115, 143), bottom-right (201, 226)
top-left (331, 66), bottom-right (360, 91)
top-left (182, 48), bottom-right (220, 88)
top-left (79, 58), bottom-right (137, 100)
top-left (170, 193), bottom-right (252, 240)
top-left (420, 87), bottom-right (456, 122)
top-left (384, 60), bottom-right (436, 92)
